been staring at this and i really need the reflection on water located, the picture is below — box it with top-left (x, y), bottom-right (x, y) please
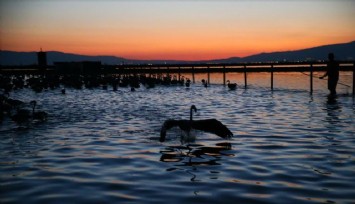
top-left (160, 143), bottom-right (233, 182)
top-left (160, 142), bottom-right (233, 166)
top-left (1, 72), bottom-right (354, 203)
top-left (325, 95), bottom-right (342, 127)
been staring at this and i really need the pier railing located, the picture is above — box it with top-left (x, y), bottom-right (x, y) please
top-left (1, 61), bottom-right (354, 95)
top-left (110, 61), bottom-right (355, 95)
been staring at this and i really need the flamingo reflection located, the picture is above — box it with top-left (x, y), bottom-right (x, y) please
top-left (160, 142), bottom-right (233, 166)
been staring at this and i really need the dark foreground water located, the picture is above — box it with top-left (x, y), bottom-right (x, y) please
top-left (1, 73), bottom-right (354, 203)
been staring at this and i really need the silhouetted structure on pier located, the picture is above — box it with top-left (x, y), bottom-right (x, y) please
top-left (37, 49), bottom-right (47, 66)
top-left (0, 61), bottom-right (354, 96)
top-left (54, 61), bottom-right (101, 75)
top-left (37, 49), bottom-right (47, 74)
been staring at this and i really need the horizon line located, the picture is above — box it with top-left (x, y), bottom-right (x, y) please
top-left (1, 40), bottom-right (354, 62)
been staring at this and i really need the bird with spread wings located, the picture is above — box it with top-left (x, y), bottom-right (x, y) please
top-left (160, 105), bottom-right (233, 142)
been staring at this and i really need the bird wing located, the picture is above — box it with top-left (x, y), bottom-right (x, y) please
top-left (191, 119), bottom-right (233, 139)
top-left (160, 119), bottom-right (180, 142)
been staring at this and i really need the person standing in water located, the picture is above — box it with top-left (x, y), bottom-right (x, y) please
top-left (320, 53), bottom-right (339, 96)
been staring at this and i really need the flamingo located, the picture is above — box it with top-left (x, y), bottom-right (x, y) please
top-left (185, 78), bottom-right (191, 87)
top-left (201, 79), bottom-right (208, 88)
top-left (160, 105), bottom-right (233, 142)
top-left (30, 100), bottom-right (48, 121)
top-left (11, 108), bottom-right (31, 123)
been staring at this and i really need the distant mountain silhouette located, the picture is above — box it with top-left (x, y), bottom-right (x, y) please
top-left (208, 41), bottom-right (355, 63)
top-left (0, 50), bottom-right (190, 66)
top-left (241, 41), bottom-right (355, 63)
top-left (0, 51), bottom-right (129, 66)
top-left (1, 41), bottom-right (354, 66)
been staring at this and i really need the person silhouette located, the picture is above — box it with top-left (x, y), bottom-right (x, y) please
top-left (320, 53), bottom-right (339, 96)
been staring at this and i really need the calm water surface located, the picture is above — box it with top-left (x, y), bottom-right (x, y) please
top-left (1, 72), bottom-right (354, 203)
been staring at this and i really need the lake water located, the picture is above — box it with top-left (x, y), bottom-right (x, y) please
top-left (1, 72), bottom-right (354, 203)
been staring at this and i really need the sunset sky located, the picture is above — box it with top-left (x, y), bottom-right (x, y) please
top-left (1, 0), bottom-right (354, 60)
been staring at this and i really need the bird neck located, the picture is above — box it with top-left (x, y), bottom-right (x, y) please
top-left (32, 103), bottom-right (36, 114)
top-left (190, 105), bottom-right (197, 121)
top-left (190, 108), bottom-right (194, 121)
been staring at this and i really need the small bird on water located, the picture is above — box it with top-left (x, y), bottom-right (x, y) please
top-left (227, 80), bottom-right (237, 90)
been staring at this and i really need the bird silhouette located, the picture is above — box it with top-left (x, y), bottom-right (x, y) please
top-left (201, 79), bottom-right (208, 88)
top-left (160, 105), bottom-right (233, 142)
top-left (30, 100), bottom-right (47, 121)
top-left (227, 80), bottom-right (237, 90)
top-left (185, 78), bottom-right (191, 87)
top-left (11, 108), bottom-right (31, 123)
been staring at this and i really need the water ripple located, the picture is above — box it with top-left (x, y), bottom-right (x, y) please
top-left (1, 73), bottom-right (354, 203)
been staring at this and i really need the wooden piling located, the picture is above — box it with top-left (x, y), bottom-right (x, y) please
top-left (223, 66), bottom-right (226, 86)
top-left (353, 63), bottom-right (355, 97)
top-left (271, 64), bottom-right (274, 90)
top-left (244, 65), bottom-right (247, 89)
top-left (192, 66), bottom-right (195, 83)
top-left (178, 67), bottom-right (181, 81)
top-left (207, 66), bottom-right (210, 84)
top-left (310, 63), bottom-right (313, 95)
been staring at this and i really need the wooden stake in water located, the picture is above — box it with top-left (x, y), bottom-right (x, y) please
top-left (223, 66), bottom-right (226, 86)
top-left (271, 64), bottom-right (274, 91)
top-left (310, 63), bottom-right (313, 95)
top-left (244, 65), bottom-right (247, 89)
top-left (192, 66), bottom-right (195, 83)
top-left (207, 66), bottom-right (210, 85)
top-left (178, 67), bottom-right (181, 81)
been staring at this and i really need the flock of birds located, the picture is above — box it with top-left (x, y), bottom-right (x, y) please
top-left (0, 74), bottom-right (238, 93)
top-left (1, 74), bottom-right (235, 141)
top-left (0, 93), bottom-right (47, 124)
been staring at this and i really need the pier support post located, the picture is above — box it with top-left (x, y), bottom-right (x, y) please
top-left (178, 67), bottom-right (181, 81)
top-left (353, 63), bottom-right (355, 97)
top-left (207, 66), bottom-right (210, 85)
top-left (271, 64), bottom-right (274, 91)
top-left (244, 65), bottom-right (247, 89)
top-left (310, 64), bottom-right (313, 95)
top-left (192, 66), bottom-right (195, 83)
top-left (223, 66), bottom-right (226, 86)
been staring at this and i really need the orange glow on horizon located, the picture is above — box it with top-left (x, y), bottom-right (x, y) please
top-left (1, 0), bottom-right (354, 61)
top-left (2, 37), bottom-right (353, 61)
top-left (2, 27), bottom-right (354, 61)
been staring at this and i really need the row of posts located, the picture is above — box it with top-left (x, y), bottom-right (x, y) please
top-left (149, 63), bottom-right (355, 96)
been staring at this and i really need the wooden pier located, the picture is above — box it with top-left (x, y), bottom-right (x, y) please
top-left (105, 61), bottom-right (355, 95)
top-left (1, 61), bottom-right (355, 95)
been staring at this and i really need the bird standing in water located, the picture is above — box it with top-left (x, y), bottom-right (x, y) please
top-left (160, 105), bottom-right (233, 142)
top-left (30, 100), bottom-right (48, 121)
